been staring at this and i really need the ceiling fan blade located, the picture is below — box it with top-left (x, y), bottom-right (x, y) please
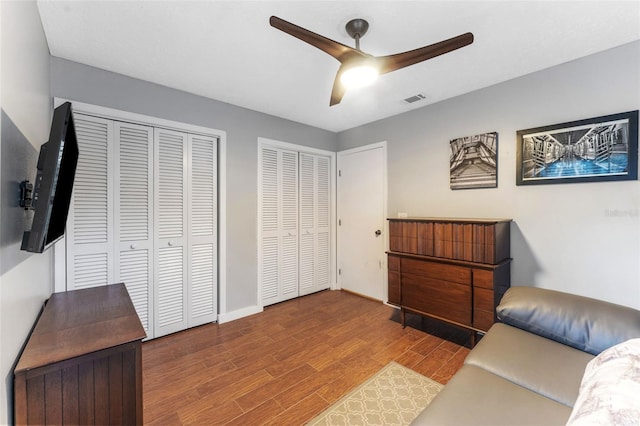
top-left (330, 66), bottom-right (348, 106)
top-left (270, 16), bottom-right (357, 62)
top-left (377, 32), bottom-right (474, 74)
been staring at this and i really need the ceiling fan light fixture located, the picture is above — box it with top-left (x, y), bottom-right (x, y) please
top-left (340, 63), bottom-right (379, 89)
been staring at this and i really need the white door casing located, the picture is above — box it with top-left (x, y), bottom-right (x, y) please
top-left (337, 142), bottom-right (387, 301)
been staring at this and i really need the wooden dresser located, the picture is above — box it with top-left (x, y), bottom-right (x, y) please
top-left (14, 283), bottom-right (146, 425)
top-left (387, 217), bottom-right (511, 338)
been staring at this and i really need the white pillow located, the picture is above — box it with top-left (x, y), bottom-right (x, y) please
top-left (566, 338), bottom-right (640, 426)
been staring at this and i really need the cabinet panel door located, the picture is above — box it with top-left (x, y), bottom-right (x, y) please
top-left (154, 129), bottom-right (188, 337)
top-left (66, 114), bottom-right (115, 290)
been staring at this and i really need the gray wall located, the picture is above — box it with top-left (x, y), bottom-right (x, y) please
top-left (338, 41), bottom-right (640, 309)
top-left (0, 1), bottom-right (54, 424)
top-left (50, 57), bottom-right (338, 314)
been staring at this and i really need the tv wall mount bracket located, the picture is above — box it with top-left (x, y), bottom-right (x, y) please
top-left (20, 180), bottom-right (33, 210)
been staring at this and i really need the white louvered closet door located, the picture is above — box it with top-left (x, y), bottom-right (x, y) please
top-left (115, 122), bottom-right (154, 337)
top-left (66, 114), bottom-right (115, 290)
top-left (299, 154), bottom-right (331, 296)
top-left (154, 129), bottom-right (188, 337)
top-left (260, 147), bottom-right (299, 306)
top-left (187, 134), bottom-right (218, 327)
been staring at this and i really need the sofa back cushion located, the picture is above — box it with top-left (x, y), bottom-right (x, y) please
top-left (496, 287), bottom-right (640, 355)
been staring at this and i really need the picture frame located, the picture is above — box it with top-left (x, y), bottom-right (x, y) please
top-left (450, 132), bottom-right (498, 190)
top-left (516, 110), bottom-right (638, 185)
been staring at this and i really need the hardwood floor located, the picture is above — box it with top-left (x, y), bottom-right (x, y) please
top-left (142, 290), bottom-right (471, 425)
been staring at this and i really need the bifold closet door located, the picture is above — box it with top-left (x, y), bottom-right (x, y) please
top-left (154, 129), bottom-right (188, 337)
top-left (66, 114), bottom-right (115, 289)
top-left (68, 113), bottom-right (218, 340)
top-left (115, 122), bottom-right (154, 337)
top-left (153, 130), bottom-right (218, 337)
top-left (299, 153), bottom-right (331, 296)
top-left (260, 146), bottom-right (299, 306)
top-left (187, 134), bottom-right (218, 328)
top-left (67, 116), bottom-right (154, 337)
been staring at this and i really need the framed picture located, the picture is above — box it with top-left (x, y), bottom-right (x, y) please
top-left (450, 132), bottom-right (498, 189)
top-left (516, 110), bottom-right (639, 185)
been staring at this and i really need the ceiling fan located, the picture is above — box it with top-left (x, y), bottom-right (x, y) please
top-left (270, 16), bottom-right (474, 106)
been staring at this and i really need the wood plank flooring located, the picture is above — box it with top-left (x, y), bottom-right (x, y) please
top-left (142, 290), bottom-right (471, 425)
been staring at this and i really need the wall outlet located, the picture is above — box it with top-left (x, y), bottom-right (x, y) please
top-left (397, 212), bottom-right (408, 218)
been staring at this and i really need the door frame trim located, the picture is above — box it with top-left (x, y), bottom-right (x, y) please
top-left (337, 141), bottom-right (388, 301)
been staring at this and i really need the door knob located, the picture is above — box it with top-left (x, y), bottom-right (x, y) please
top-left (375, 229), bottom-right (382, 237)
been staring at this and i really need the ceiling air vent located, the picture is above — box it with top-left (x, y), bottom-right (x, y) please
top-left (404, 93), bottom-right (426, 104)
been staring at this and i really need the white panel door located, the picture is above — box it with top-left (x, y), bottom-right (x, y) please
top-left (154, 128), bottom-right (188, 337)
top-left (66, 114), bottom-right (115, 290)
top-left (114, 122), bottom-right (154, 337)
top-left (187, 134), bottom-right (218, 327)
top-left (299, 153), bottom-right (331, 296)
top-left (260, 146), bottom-right (299, 306)
top-left (338, 144), bottom-right (386, 301)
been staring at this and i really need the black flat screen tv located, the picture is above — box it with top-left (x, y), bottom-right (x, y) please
top-left (21, 102), bottom-right (79, 253)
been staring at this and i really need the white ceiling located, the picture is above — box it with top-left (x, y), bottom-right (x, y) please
top-left (37, 1), bottom-right (640, 133)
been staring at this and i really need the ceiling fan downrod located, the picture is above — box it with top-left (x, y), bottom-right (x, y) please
top-left (345, 18), bottom-right (369, 50)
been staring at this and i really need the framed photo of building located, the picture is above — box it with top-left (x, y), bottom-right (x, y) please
top-left (450, 132), bottom-right (498, 190)
top-left (516, 110), bottom-right (639, 185)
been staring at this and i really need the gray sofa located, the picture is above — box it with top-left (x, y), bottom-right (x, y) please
top-left (412, 286), bottom-right (640, 425)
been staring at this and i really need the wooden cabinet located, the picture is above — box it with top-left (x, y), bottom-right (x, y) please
top-left (388, 218), bottom-right (511, 336)
top-left (14, 283), bottom-right (146, 425)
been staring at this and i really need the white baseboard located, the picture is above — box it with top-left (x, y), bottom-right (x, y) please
top-left (217, 304), bottom-right (263, 324)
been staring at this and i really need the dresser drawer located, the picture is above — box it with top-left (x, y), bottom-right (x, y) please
top-left (473, 287), bottom-right (494, 312)
top-left (402, 258), bottom-right (471, 285)
top-left (402, 273), bottom-right (472, 326)
top-left (388, 254), bottom-right (400, 271)
top-left (473, 310), bottom-right (495, 332)
top-left (473, 269), bottom-right (494, 289)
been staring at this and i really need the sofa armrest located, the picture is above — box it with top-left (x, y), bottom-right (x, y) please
top-left (496, 287), bottom-right (640, 355)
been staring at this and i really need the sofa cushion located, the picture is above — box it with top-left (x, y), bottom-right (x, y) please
top-left (566, 338), bottom-right (640, 425)
top-left (496, 287), bottom-right (640, 355)
top-left (411, 364), bottom-right (571, 426)
top-left (465, 323), bottom-right (593, 406)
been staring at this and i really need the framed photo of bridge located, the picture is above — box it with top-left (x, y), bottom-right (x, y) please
top-left (450, 132), bottom-right (498, 190)
top-left (516, 110), bottom-right (639, 185)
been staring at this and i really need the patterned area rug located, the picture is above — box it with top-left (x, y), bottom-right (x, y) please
top-left (307, 362), bottom-right (443, 426)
